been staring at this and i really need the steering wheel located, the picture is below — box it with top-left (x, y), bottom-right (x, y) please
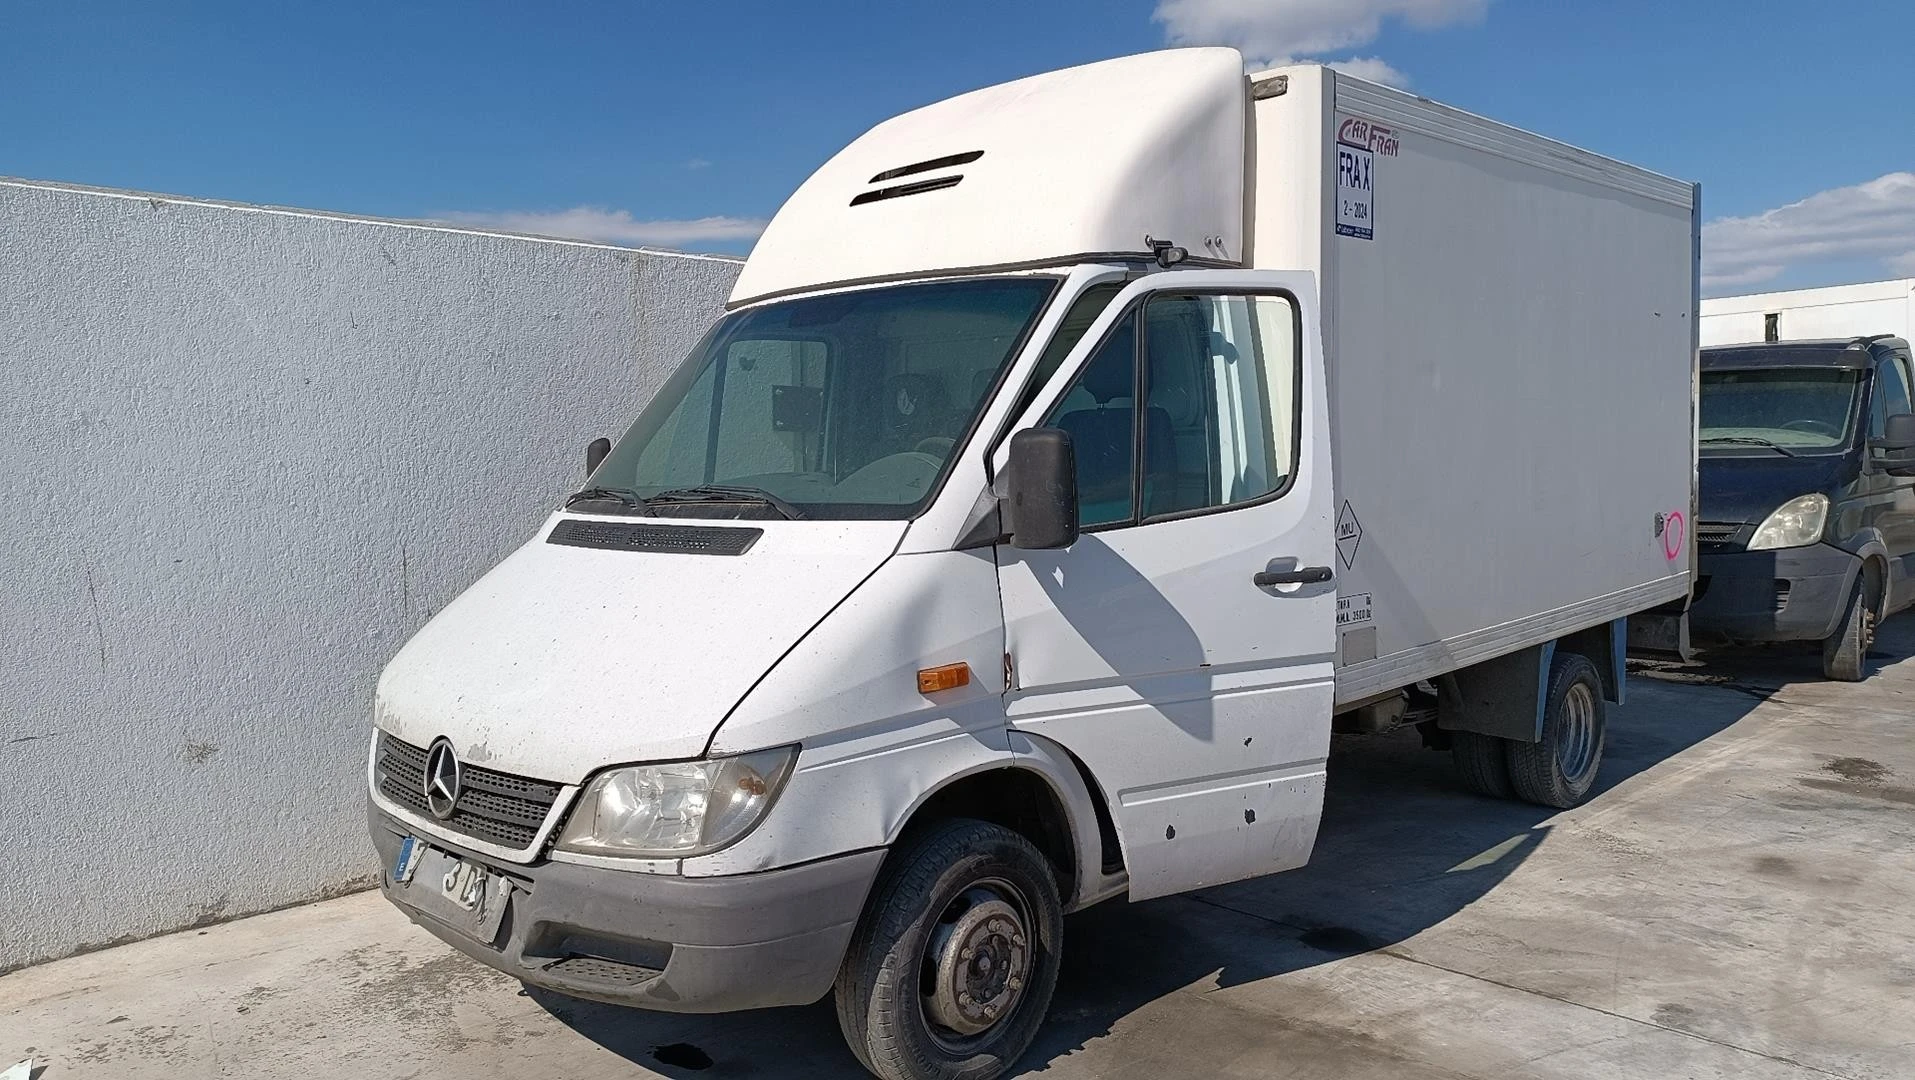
top-left (913, 437), bottom-right (956, 458)
top-left (1780, 419), bottom-right (1840, 437)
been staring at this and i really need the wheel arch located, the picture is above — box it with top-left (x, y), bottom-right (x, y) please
top-left (885, 735), bottom-right (1117, 911)
top-left (1859, 550), bottom-right (1892, 615)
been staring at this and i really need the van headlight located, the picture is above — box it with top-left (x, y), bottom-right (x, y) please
top-left (1747, 493), bottom-right (1830, 551)
top-left (555, 746), bottom-right (796, 858)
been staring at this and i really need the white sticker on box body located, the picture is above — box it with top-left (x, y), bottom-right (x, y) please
top-left (1337, 592), bottom-right (1374, 627)
top-left (1336, 143), bottom-right (1375, 241)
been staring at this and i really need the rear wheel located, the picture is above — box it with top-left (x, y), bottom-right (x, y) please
top-left (834, 819), bottom-right (1063, 1080)
top-left (1451, 731), bottom-right (1515, 799)
top-left (1507, 652), bottom-right (1606, 809)
top-left (1822, 576), bottom-right (1877, 682)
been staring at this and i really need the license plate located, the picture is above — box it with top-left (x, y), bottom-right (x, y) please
top-left (387, 838), bottom-right (512, 944)
top-left (440, 856), bottom-right (491, 912)
top-left (392, 836), bottom-right (426, 884)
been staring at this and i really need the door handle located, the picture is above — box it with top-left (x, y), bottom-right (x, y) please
top-left (1254, 566), bottom-right (1334, 587)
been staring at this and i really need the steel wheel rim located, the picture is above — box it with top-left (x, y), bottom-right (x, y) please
top-left (920, 877), bottom-right (1033, 1047)
top-left (1558, 681), bottom-right (1598, 783)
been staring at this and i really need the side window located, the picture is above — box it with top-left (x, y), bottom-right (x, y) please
top-left (1011, 283), bottom-right (1124, 422)
top-left (1141, 294), bottom-right (1298, 517)
top-left (1873, 356), bottom-right (1913, 437)
top-left (1042, 313), bottom-right (1138, 528)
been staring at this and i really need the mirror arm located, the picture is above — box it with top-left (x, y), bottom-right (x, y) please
top-left (954, 482), bottom-right (1010, 550)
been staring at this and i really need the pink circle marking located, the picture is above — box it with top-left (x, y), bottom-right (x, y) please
top-left (1662, 510), bottom-right (1685, 561)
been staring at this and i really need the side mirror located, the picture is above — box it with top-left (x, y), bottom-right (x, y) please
top-left (585, 437), bottom-right (611, 477)
top-left (1873, 414), bottom-right (1915, 477)
top-left (1004, 428), bottom-right (1079, 550)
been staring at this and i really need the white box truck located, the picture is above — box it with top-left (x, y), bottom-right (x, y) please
top-left (367, 49), bottom-right (1698, 1080)
top-left (1702, 278), bottom-right (1915, 346)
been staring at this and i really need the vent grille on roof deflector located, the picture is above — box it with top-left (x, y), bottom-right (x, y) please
top-left (851, 175), bottom-right (964, 207)
top-left (869, 150), bottom-right (984, 183)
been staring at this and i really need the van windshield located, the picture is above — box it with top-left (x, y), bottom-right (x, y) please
top-left (1699, 367), bottom-right (1862, 453)
top-left (585, 277), bottom-right (1056, 519)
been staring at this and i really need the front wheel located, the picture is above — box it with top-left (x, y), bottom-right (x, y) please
top-left (834, 819), bottom-right (1063, 1080)
top-left (1822, 577), bottom-right (1876, 682)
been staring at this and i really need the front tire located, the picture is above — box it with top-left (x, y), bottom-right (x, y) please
top-left (1507, 652), bottom-right (1606, 809)
top-left (1822, 577), bottom-right (1876, 682)
top-left (834, 820), bottom-right (1063, 1080)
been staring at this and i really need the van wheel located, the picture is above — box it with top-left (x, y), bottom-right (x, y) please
top-left (1822, 577), bottom-right (1876, 682)
top-left (1506, 652), bottom-right (1606, 809)
top-left (834, 819), bottom-right (1062, 1080)
top-left (1451, 732), bottom-right (1515, 799)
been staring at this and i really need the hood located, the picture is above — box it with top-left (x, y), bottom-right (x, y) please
top-left (375, 514), bottom-right (904, 783)
top-left (1698, 452), bottom-right (1855, 525)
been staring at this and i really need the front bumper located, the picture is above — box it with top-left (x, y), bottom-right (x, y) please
top-left (369, 804), bottom-right (883, 1012)
top-left (1689, 543), bottom-right (1859, 643)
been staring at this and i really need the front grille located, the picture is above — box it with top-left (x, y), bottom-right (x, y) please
top-left (376, 733), bottom-right (562, 851)
top-left (1697, 522), bottom-right (1744, 550)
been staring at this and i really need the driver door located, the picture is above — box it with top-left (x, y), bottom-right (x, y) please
top-left (994, 270), bottom-right (1337, 901)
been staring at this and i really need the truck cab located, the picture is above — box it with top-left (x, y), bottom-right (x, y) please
top-left (1690, 336), bottom-right (1915, 678)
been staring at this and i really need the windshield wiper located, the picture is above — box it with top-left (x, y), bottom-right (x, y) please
top-left (1700, 436), bottom-right (1797, 457)
top-left (565, 486), bottom-right (651, 512)
top-left (647, 484), bottom-right (805, 520)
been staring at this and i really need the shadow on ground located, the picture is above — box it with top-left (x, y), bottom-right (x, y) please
top-left (531, 618), bottom-right (1913, 1077)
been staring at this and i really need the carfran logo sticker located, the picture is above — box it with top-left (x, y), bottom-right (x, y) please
top-left (1336, 117), bottom-right (1399, 157)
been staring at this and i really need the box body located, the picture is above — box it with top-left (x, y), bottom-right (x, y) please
top-left (1248, 67), bottom-right (1699, 703)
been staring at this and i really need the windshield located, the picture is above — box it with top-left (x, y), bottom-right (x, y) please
top-left (1698, 367), bottom-right (1862, 452)
top-left (587, 277), bottom-right (1056, 519)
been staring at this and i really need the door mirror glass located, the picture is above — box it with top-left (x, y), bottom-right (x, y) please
top-left (585, 437), bottom-right (612, 477)
top-left (1873, 413), bottom-right (1915, 475)
top-left (1874, 412), bottom-right (1915, 450)
top-left (1005, 428), bottom-right (1079, 549)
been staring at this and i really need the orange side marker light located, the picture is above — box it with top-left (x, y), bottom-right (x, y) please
top-left (916, 662), bottom-right (972, 694)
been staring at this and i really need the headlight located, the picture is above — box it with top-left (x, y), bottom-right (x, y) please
top-left (555, 746), bottom-right (796, 858)
top-left (1747, 493), bottom-right (1830, 551)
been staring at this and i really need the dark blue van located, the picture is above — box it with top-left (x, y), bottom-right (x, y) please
top-left (1690, 336), bottom-right (1915, 679)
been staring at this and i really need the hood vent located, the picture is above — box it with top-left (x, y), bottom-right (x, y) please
top-left (547, 519), bottom-right (762, 556)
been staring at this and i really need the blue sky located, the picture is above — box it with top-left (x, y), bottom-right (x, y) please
top-left (4, 0), bottom-right (1912, 296)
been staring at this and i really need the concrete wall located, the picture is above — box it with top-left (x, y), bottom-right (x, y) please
top-left (0, 179), bottom-right (742, 972)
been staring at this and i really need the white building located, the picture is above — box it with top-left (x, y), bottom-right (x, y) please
top-left (1702, 278), bottom-right (1915, 346)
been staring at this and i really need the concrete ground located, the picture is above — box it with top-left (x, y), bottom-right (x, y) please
top-left (6, 623), bottom-right (1914, 1080)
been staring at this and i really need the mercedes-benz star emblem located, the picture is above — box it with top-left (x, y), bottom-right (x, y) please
top-left (424, 737), bottom-right (462, 820)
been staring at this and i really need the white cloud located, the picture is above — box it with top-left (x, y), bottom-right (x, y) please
top-left (1702, 172), bottom-right (1915, 291)
top-left (1153, 0), bottom-right (1486, 84)
top-left (437, 206), bottom-right (766, 248)
top-left (685, 158), bottom-right (712, 170)
top-left (1323, 56), bottom-right (1410, 88)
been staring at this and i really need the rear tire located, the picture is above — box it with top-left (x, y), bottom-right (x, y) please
top-left (1507, 652), bottom-right (1606, 809)
top-left (834, 819), bottom-right (1063, 1080)
top-left (1822, 577), bottom-right (1875, 682)
top-left (1451, 731), bottom-right (1515, 799)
